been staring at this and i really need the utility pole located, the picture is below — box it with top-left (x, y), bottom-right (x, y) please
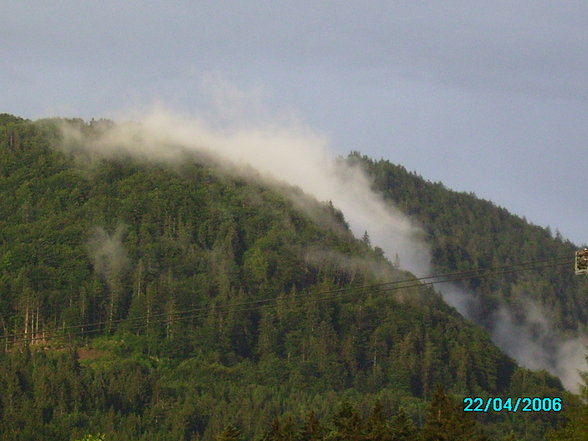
top-left (575, 248), bottom-right (588, 275)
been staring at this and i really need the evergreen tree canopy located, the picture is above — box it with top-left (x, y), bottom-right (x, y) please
top-left (0, 116), bottom-right (575, 441)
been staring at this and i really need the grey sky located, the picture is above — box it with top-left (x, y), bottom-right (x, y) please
top-left (2, 1), bottom-right (587, 244)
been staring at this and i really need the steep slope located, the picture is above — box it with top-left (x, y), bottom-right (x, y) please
top-left (353, 153), bottom-right (588, 387)
top-left (0, 116), bottom-right (566, 441)
top-left (353, 153), bottom-right (587, 328)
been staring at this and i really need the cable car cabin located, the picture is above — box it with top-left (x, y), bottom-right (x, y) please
top-left (576, 248), bottom-right (588, 275)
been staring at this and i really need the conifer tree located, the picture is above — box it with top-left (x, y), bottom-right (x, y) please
top-left (217, 424), bottom-right (242, 441)
top-left (328, 401), bottom-right (364, 441)
top-left (365, 401), bottom-right (393, 441)
top-left (261, 417), bottom-right (299, 441)
top-left (299, 411), bottom-right (324, 441)
top-left (389, 408), bottom-right (420, 441)
top-left (547, 356), bottom-right (588, 441)
top-left (422, 386), bottom-right (487, 441)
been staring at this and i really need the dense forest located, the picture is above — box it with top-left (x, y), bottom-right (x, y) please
top-left (0, 114), bottom-right (585, 440)
top-left (354, 153), bottom-right (587, 333)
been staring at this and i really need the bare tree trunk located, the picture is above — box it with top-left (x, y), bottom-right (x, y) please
top-left (35, 306), bottom-right (39, 343)
top-left (108, 297), bottom-right (114, 334)
top-left (24, 304), bottom-right (29, 344)
top-left (1, 316), bottom-right (7, 351)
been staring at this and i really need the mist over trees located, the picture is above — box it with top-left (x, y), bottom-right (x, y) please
top-left (352, 152), bottom-right (586, 331)
top-left (0, 115), bottom-right (583, 440)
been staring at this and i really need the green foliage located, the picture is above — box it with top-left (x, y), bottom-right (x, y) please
top-left (352, 152), bottom-right (587, 332)
top-left (547, 406), bottom-right (588, 441)
top-left (217, 424), bottom-right (242, 441)
top-left (0, 117), bottom-right (572, 441)
top-left (74, 435), bottom-right (106, 441)
top-left (546, 356), bottom-right (588, 441)
top-left (254, 396), bottom-right (485, 441)
top-left (389, 408), bottom-right (419, 441)
top-left (422, 386), bottom-right (487, 441)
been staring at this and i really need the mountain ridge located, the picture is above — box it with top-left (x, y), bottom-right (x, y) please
top-left (0, 114), bottom-right (578, 440)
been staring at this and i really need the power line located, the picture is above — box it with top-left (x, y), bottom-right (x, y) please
top-left (1, 255), bottom-right (573, 347)
top-left (90, 254), bottom-right (577, 333)
top-left (119, 256), bottom-right (573, 335)
top-left (2, 256), bottom-right (573, 345)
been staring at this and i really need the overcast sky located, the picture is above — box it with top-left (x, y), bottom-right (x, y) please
top-left (2, 1), bottom-right (587, 245)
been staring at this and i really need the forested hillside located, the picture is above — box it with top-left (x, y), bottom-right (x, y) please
top-left (354, 153), bottom-right (587, 332)
top-left (0, 115), bottom-right (575, 440)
